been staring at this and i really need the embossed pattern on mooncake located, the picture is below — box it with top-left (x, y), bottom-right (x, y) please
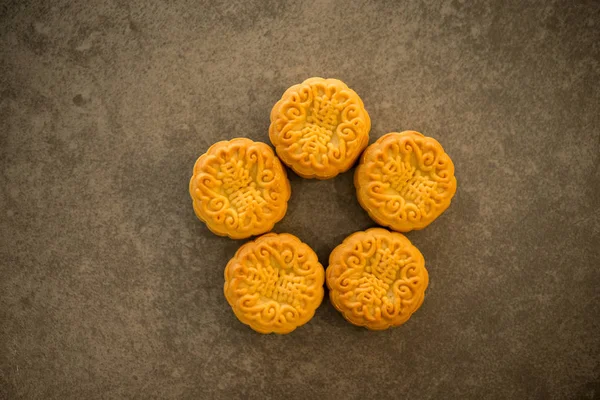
top-left (355, 131), bottom-right (457, 232)
top-left (326, 228), bottom-right (428, 330)
top-left (269, 77), bottom-right (370, 179)
top-left (189, 138), bottom-right (291, 239)
top-left (224, 233), bottom-right (325, 334)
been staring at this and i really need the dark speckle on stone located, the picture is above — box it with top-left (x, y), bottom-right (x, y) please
top-left (19, 296), bottom-right (32, 308)
top-left (1, 88), bottom-right (17, 101)
top-left (72, 94), bottom-right (86, 106)
top-left (128, 19), bottom-right (139, 33)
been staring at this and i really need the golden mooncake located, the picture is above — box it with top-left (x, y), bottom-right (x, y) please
top-left (326, 228), bottom-right (429, 330)
top-left (224, 233), bottom-right (325, 334)
top-left (355, 131), bottom-right (457, 232)
top-left (189, 138), bottom-right (291, 239)
top-left (269, 77), bottom-right (370, 179)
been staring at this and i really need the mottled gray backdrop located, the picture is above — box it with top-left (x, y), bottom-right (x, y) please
top-left (1, 0), bottom-right (599, 399)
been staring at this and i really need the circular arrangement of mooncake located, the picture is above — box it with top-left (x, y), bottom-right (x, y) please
top-left (189, 138), bottom-right (291, 239)
top-left (355, 131), bottom-right (457, 232)
top-left (189, 79), bottom-right (458, 333)
top-left (326, 228), bottom-right (429, 330)
top-left (224, 233), bottom-right (325, 334)
top-left (269, 77), bottom-right (371, 179)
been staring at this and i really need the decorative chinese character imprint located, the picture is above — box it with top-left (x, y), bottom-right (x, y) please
top-left (355, 131), bottom-right (457, 232)
top-left (189, 139), bottom-right (291, 239)
top-left (224, 233), bottom-right (325, 334)
top-left (326, 228), bottom-right (428, 330)
top-left (269, 77), bottom-right (370, 179)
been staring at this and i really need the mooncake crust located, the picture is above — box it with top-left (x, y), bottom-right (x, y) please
top-left (269, 77), bottom-right (370, 179)
top-left (224, 233), bottom-right (325, 334)
top-left (326, 228), bottom-right (428, 330)
top-left (355, 131), bottom-right (457, 232)
top-left (189, 138), bottom-right (291, 239)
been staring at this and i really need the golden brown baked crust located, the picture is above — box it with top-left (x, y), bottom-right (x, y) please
top-left (355, 131), bottom-right (457, 232)
top-left (224, 233), bottom-right (325, 334)
top-left (189, 138), bottom-right (291, 239)
top-left (269, 77), bottom-right (370, 179)
top-left (326, 228), bottom-right (428, 330)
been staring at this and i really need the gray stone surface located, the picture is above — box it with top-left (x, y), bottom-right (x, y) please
top-left (1, 0), bottom-right (599, 399)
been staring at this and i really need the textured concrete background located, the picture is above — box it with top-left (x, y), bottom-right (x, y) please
top-left (1, 0), bottom-right (599, 399)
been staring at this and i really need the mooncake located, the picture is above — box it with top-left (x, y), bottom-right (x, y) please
top-left (355, 131), bottom-right (457, 232)
top-left (326, 228), bottom-right (429, 330)
top-left (189, 138), bottom-right (291, 239)
top-left (269, 77), bottom-right (370, 179)
top-left (224, 233), bottom-right (325, 334)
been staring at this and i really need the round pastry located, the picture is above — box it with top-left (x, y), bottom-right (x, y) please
top-left (189, 138), bottom-right (291, 239)
top-left (224, 233), bottom-right (325, 334)
top-left (269, 77), bottom-right (371, 179)
top-left (355, 131), bottom-right (457, 232)
top-left (326, 228), bottom-right (429, 330)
